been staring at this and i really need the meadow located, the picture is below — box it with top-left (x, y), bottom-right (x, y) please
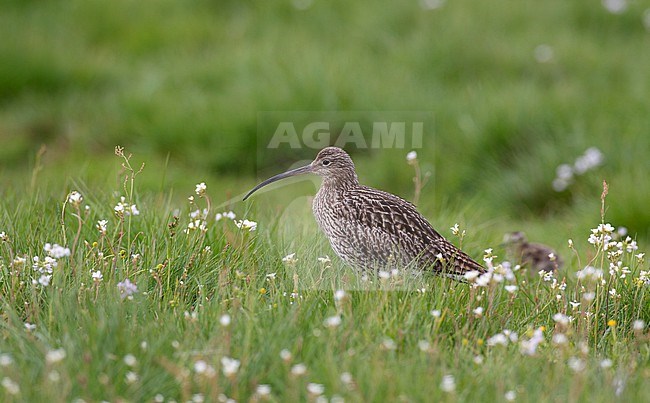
top-left (1, 0), bottom-right (650, 402)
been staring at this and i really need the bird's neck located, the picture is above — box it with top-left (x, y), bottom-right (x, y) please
top-left (321, 172), bottom-right (359, 191)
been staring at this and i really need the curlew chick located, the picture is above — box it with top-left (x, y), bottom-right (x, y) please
top-left (503, 231), bottom-right (563, 275)
top-left (244, 147), bottom-right (485, 279)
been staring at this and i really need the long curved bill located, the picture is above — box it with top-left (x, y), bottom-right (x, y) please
top-left (243, 164), bottom-right (313, 200)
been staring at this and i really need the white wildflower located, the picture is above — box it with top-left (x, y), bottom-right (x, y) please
top-left (600, 359), bottom-right (613, 369)
top-left (37, 274), bottom-right (52, 287)
top-left (194, 360), bottom-right (208, 374)
top-left (114, 196), bottom-right (140, 216)
top-left (505, 285), bottom-right (518, 294)
top-left (505, 390), bottom-right (517, 401)
top-left (195, 182), bottom-right (207, 195)
top-left (125, 371), bottom-right (139, 384)
top-left (440, 374), bottom-right (456, 393)
top-left (324, 315), bottom-right (342, 328)
top-left (556, 164), bottom-right (573, 180)
top-left (553, 178), bottom-right (570, 192)
top-left (256, 384), bottom-right (271, 396)
top-left (44, 243), bottom-right (70, 259)
top-left (91, 271), bottom-right (103, 282)
top-left (340, 372), bottom-right (353, 385)
top-left (418, 340), bottom-right (430, 352)
top-left (406, 150), bottom-right (418, 163)
top-left (534, 43), bottom-right (554, 63)
top-left (67, 191), bottom-right (83, 206)
top-left (280, 349), bottom-right (292, 362)
top-left (282, 253), bottom-right (297, 265)
top-left (487, 333), bottom-right (508, 347)
top-left (475, 272), bottom-right (492, 287)
top-left (117, 279), bottom-right (138, 299)
top-left (219, 314), bottom-right (231, 327)
top-left (235, 219), bottom-right (257, 232)
top-left (334, 289), bottom-right (346, 301)
top-left (576, 266), bottom-right (603, 281)
top-left (290, 363), bottom-right (307, 376)
top-left (221, 357), bottom-right (240, 377)
top-left (45, 348), bottom-right (66, 364)
top-left (464, 270), bottom-right (481, 282)
top-left (568, 357), bottom-right (586, 373)
top-left (215, 211), bottom-right (236, 221)
top-left (124, 354), bottom-right (137, 367)
top-left (552, 333), bottom-right (568, 345)
top-left (97, 220), bottom-right (108, 234)
top-left (0, 354), bottom-right (13, 367)
top-left (381, 338), bottom-right (397, 350)
top-left (602, 0), bottom-right (628, 15)
top-left (1, 377), bottom-right (19, 395)
top-left (553, 313), bottom-right (571, 326)
top-left (574, 147), bottom-right (604, 173)
top-left (520, 327), bottom-right (544, 356)
top-left (307, 383), bottom-right (325, 395)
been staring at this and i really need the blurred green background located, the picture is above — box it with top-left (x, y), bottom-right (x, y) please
top-left (1, 0), bottom-right (650, 241)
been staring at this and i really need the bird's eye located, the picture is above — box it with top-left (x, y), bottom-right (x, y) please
top-left (322, 159), bottom-right (331, 166)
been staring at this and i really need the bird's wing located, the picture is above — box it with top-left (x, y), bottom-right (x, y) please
top-left (338, 186), bottom-right (485, 275)
top-left (339, 186), bottom-right (445, 242)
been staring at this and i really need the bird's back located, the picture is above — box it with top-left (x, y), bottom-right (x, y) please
top-left (313, 184), bottom-right (485, 276)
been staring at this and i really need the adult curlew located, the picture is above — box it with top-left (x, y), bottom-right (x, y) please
top-left (244, 147), bottom-right (485, 279)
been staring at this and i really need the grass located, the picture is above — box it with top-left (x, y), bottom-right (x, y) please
top-left (1, 0), bottom-right (650, 401)
top-left (0, 149), bottom-right (648, 402)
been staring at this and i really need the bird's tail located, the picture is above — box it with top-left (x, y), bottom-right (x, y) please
top-left (430, 239), bottom-right (486, 279)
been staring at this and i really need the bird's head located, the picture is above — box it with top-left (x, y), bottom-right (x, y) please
top-left (310, 147), bottom-right (357, 179)
top-left (503, 231), bottom-right (528, 246)
top-left (243, 147), bottom-right (358, 201)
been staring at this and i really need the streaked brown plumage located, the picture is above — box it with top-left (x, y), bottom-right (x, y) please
top-left (503, 231), bottom-right (563, 274)
top-left (244, 147), bottom-right (485, 279)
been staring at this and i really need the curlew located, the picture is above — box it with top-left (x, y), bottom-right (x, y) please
top-left (244, 147), bottom-right (485, 279)
top-left (503, 231), bottom-right (563, 275)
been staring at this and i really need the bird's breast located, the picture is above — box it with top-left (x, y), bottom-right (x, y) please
top-left (312, 188), bottom-right (343, 237)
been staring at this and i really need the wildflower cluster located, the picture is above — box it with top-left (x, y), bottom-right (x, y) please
top-left (114, 196), bottom-right (140, 217)
top-left (118, 278), bottom-right (138, 299)
top-left (31, 243), bottom-right (71, 288)
top-left (464, 249), bottom-right (516, 290)
top-left (185, 207), bottom-right (209, 233)
top-left (183, 182), bottom-right (256, 235)
top-left (235, 219), bottom-right (257, 232)
top-left (67, 191), bottom-right (83, 207)
top-left (215, 211), bottom-right (236, 221)
top-left (96, 219), bottom-right (108, 234)
top-left (553, 147), bottom-right (604, 192)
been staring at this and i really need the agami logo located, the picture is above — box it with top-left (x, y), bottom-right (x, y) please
top-left (259, 111), bottom-right (433, 150)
